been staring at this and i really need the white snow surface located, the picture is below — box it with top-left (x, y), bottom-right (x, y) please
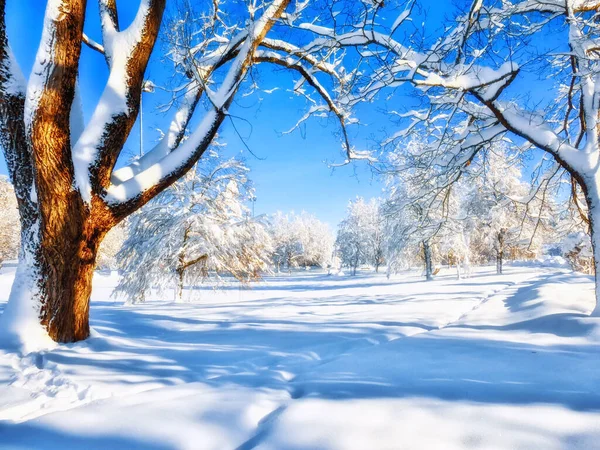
top-left (0, 262), bottom-right (55, 355)
top-left (0, 264), bottom-right (599, 449)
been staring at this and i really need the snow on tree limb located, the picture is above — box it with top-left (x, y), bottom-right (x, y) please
top-left (104, 0), bottom-right (292, 216)
top-left (110, 24), bottom-right (250, 185)
top-left (254, 50), bottom-right (357, 162)
top-left (72, 0), bottom-right (165, 204)
top-left (82, 33), bottom-right (105, 55)
top-left (110, 82), bottom-right (202, 185)
top-left (260, 38), bottom-right (342, 82)
top-left (478, 99), bottom-right (588, 174)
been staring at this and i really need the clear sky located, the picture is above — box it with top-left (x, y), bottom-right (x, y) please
top-left (5, 0), bottom-right (539, 228)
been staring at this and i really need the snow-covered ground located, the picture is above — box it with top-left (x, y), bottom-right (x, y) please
top-left (0, 265), bottom-right (599, 449)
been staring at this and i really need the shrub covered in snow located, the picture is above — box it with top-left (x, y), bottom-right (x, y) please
top-left (336, 197), bottom-right (385, 275)
top-left (561, 232), bottom-right (594, 274)
top-left (269, 212), bottom-right (334, 272)
top-left (115, 152), bottom-right (272, 303)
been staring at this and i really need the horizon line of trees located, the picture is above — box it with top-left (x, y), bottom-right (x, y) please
top-left (0, 140), bottom-right (591, 302)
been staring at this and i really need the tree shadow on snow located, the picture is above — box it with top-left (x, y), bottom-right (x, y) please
top-left (1, 269), bottom-right (600, 449)
top-left (0, 421), bottom-right (171, 450)
top-left (31, 292), bottom-right (600, 414)
top-left (289, 332), bottom-right (600, 411)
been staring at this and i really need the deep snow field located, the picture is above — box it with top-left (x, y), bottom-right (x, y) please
top-left (0, 264), bottom-right (599, 449)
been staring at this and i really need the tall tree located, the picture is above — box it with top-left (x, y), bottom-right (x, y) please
top-left (0, 0), bottom-right (357, 348)
top-left (458, 147), bottom-right (547, 274)
top-left (383, 138), bottom-right (456, 280)
top-left (115, 152), bottom-right (271, 303)
top-left (336, 197), bottom-right (383, 275)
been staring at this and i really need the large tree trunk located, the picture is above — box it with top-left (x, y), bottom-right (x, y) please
top-left (39, 235), bottom-right (101, 341)
top-left (2, 208), bottom-right (108, 348)
top-left (31, 216), bottom-right (105, 340)
top-left (423, 240), bottom-right (433, 281)
top-left (0, 0), bottom-right (101, 348)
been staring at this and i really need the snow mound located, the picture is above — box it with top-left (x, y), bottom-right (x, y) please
top-left (511, 256), bottom-right (570, 269)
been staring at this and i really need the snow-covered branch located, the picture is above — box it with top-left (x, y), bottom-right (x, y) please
top-left (72, 0), bottom-right (165, 203)
top-left (82, 33), bottom-right (105, 55)
top-left (105, 0), bottom-right (292, 217)
top-left (254, 50), bottom-right (356, 160)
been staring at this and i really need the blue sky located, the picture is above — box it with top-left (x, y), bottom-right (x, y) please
top-left (4, 0), bottom-right (557, 228)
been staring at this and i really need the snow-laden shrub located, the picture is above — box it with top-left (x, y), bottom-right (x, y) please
top-left (115, 152), bottom-right (272, 303)
top-left (270, 212), bottom-right (334, 272)
top-left (561, 232), bottom-right (594, 274)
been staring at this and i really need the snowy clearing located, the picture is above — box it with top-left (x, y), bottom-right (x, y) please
top-left (1, 265), bottom-right (599, 449)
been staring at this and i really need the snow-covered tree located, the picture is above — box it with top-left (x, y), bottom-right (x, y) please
top-left (115, 152), bottom-right (271, 303)
top-left (336, 197), bottom-right (384, 275)
top-left (296, 213), bottom-right (335, 269)
top-left (0, 176), bottom-right (19, 267)
top-left (270, 211), bottom-right (334, 272)
top-left (270, 212), bottom-right (303, 272)
top-left (384, 137), bottom-right (553, 277)
top-left (562, 232), bottom-right (594, 274)
top-left (312, 0), bottom-right (600, 311)
top-left (457, 146), bottom-right (545, 274)
top-left (0, 0), bottom-right (365, 345)
top-left (383, 137), bottom-right (458, 280)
